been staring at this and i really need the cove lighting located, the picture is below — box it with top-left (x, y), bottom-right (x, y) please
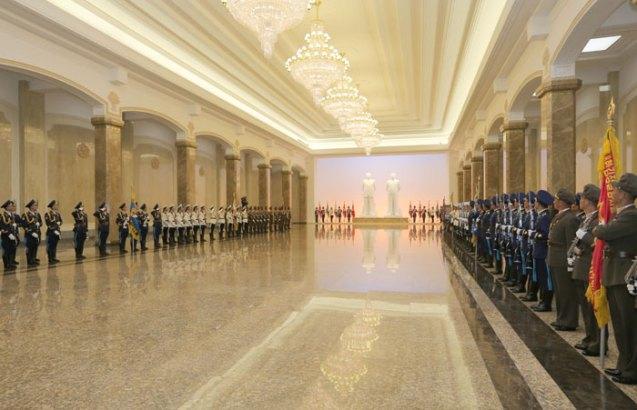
top-left (582, 35), bottom-right (621, 53)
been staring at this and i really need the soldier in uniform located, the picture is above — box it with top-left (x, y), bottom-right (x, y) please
top-left (490, 196), bottom-right (502, 273)
top-left (530, 190), bottom-right (554, 312)
top-left (593, 173), bottom-right (637, 384)
top-left (115, 203), bottom-right (129, 254)
top-left (72, 202), bottom-right (88, 260)
top-left (208, 205), bottom-right (217, 240)
top-left (226, 205), bottom-right (234, 238)
top-left (22, 199), bottom-right (42, 267)
top-left (241, 206), bottom-right (249, 235)
top-left (218, 206), bottom-right (226, 239)
top-left (199, 205), bottom-right (207, 242)
top-left (314, 206), bottom-right (319, 224)
top-left (520, 192), bottom-right (539, 300)
top-left (161, 206), bottom-right (169, 246)
top-left (139, 203), bottom-right (149, 251)
top-left (548, 189), bottom-right (579, 331)
top-left (1, 200), bottom-right (19, 271)
top-left (152, 204), bottom-right (162, 248)
top-left (44, 200), bottom-right (62, 264)
top-left (93, 202), bottom-right (110, 257)
top-left (569, 184), bottom-right (605, 356)
top-left (175, 205), bottom-right (184, 244)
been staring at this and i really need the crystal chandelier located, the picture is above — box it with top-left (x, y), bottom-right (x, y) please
top-left (341, 111), bottom-right (377, 139)
top-left (285, 17), bottom-right (350, 103)
top-left (221, 0), bottom-right (313, 58)
top-left (355, 129), bottom-right (382, 156)
top-left (319, 76), bottom-right (367, 123)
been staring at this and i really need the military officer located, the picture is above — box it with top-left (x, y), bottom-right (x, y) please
top-left (548, 189), bottom-right (579, 331)
top-left (93, 202), bottom-right (110, 257)
top-left (520, 192), bottom-right (539, 302)
top-left (115, 203), bottom-right (129, 254)
top-left (570, 184), bottom-right (606, 356)
top-left (208, 205), bottom-right (217, 240)
top-left (168, 206), bottom-right (177, 245)
top-left (44, 200), bottom-right (62, 264)
top-left (152, 204), bottom-right (162, 248)
top-left (593, 173), bottom-right (637, 384)
top-left (198, 205), bottom-right (207, 242)
top-left (72, 202), bottom-right (88, 260)
top-left (22, 199), bottom-right (42, 267)
top-left (530, 190), bottom-right (554, 312)
top-left (139, 203), bottom-right (150, 251)
top-left (1, 200), bottom-right (19, 271)
top-left (218, 206), bottom-right (226, 239)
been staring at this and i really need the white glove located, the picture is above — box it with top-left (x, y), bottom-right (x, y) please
top-left (35, 222), bottom-right (40, 228)
top-left (31, 232), bottom-right (38, 239)
top-left (8, 234), bottom-right (15, 241)
top-left (627, 282), bottom-right (637, 296)
top-left (567, 257), bottom-right (575, 266)
top-left (576, 228), bottom-right (586, 240)
top-left (55, 230), bottom-right (61, 237)
top-left (496, 223), bottom-right (500, 229)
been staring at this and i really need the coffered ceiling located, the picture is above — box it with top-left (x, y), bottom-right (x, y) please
top-left (13, 0), bottom-right (510, 154)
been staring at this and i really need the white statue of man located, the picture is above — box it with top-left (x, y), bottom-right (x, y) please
top-left (362, 172), bottom-right (376, 217)
top-left (386, 173), bottom-right (401, 217)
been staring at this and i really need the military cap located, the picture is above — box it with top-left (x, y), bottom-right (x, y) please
top-left (153, 204), bottom-right (159, 210)
top-left (469, 200), bottom-right (475, 207)
top-left (518, 192), bottom-right (526, 203)
top-left (141, 203), bottom-right (147, 210)
top-left (555, 188), bottom-right (576, 205)
top-left (47, 200), bottom-right (57, 208)
top-left (491, 195), bottom-right (498, 205)
top-left (527, 191), bottom-right (536, 204)
top-left (1, 200), bottom-right (14, 209)
top-left (574, 193), bottom-right (581, 207)
top-left (612, 172), bottom-right (637, 197)
top-left (483, 198), bottom-right (492, 208)
top-left (98, 202), bottom-right (106, 210)
top-left (26, 199), bottom-right (37, 208)
top-left (537, 190), bottom-right (554, 207)
top-left (510, 194), bottom-right (518, 203)
top-left (582, 184), bottom-right (600, 204)
top-left (119, 203), bottom-right (126, 210)
top-left (75, 202), bottom-right (83, 209)
top-left (502, 194), bottom-right (509, 204)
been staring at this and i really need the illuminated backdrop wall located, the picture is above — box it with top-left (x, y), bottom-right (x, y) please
top-left (315, 153), bottom-right (449, 216)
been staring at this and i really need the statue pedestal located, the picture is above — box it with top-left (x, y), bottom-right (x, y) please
top-left (353, 217), bottom-right (409, 227)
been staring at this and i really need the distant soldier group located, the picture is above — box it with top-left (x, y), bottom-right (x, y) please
top-left (314, 204), bottom-right (355, 224)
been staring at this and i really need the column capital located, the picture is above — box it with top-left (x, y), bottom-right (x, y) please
top-left (224, 153), bottom-right (241, 161)
top-left (483, 142), bottom-right (501, 151)
top-left (462, 164), bottom-right (471, 171)
top-left (299, 174), bottom-right (309, 180)
top-left (281, 169), bottom-right (292, 176)
top-left (471, 156), bottom-right (483, 163)
top-left (535, 78), bottom-right (582, 98)
top-left (257, 163), bottom-right (272, 170)
top-left (175, 139), bottom-right (197, 149)
top-left (500, 121), bottom-right (528, 133)
top-left (456, 170), bottom-right (464, 176)
top-left (91, 116), bottom-right (124, 128)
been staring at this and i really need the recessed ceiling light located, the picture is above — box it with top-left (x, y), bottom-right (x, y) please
top-left (582, 35), bottom-right (621, 53)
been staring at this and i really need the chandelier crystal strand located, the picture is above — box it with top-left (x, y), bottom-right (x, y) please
top-left (222, 0), bottom-right (313, 58)
top-left (341, 111), bottom-right (378, 139)
top-left (355, 130), bottom-right (383, 156)
top-left (319, 76), bottom-right (367, 123)
top-left (285, 18), bottom-right (350, 104)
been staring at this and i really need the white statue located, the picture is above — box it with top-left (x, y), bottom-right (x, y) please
top-left (386, 229), bottom-right (401, 272)
top-left (362, 172), bottom-right (376, 217)
top-left (386, 172), bottom-right (401, 217)
top-left (362, 230), bottom-right (376, 273)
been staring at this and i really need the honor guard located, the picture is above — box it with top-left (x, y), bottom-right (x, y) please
top-left (152, 204), bottom-right (162, 248)
top-left (93, 202), bottom-right (110, 256)
top-left (175, 205), bottom-right (184, 244)
top-left (226, 205), bottom-right (234, 237)
top-left (218, 206), bottom-right (226, 239)
top-left (44, 200), bottom-right (62, 264)
top-left (529, 190), bottom-right (554, 312)
top-left (116, 203), bottom-right (129, 254)
top-left (161, 206), bottom-right (169, 246)
top-left (1, 200), bottom-right (19, 271)
top-left (168, 206), bottom-right (177, 245)
top-left (198, 205), bottom-right (207, 242)
top-left (192, 205), bottom-right (200, 243)
top-left (22, 199), bottom-right (42, 267)
top-left (592, 173), bottom-right (637, 384)
top-left (139, 203), bottom-right (149, 251)
top-left (72, 202), bottom-right (88, 260)
top-left (129, 206), bottom-right (140, 253)
top-left (521, 192), bottom-right (539, 302)
top-left (208, 206), bottom-right (217, 240)
top-left (241, 206), bottom-right (248, 235)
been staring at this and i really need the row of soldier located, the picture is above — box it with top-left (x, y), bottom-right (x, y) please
top-left (408, 205), bottom-right (440, 224)
top-left (1, 199), bottom-right (291, 270)
top-left (314, 205), bottom-right (356, 224)
top-left (446, 172), bottom-right (637, 385)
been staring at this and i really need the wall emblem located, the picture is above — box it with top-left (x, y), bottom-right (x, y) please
top-left (150, 157), bottom-right (160, 169)
top-left (76, 142), bottom-right (90, 159)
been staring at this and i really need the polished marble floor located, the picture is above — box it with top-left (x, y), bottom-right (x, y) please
top-left (0, 225), bottom-right (633, 408)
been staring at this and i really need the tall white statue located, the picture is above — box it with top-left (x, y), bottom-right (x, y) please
top-left (362, 172), bottom-right (376, 217)
top-left (386, 172), bottom-right (401, 217)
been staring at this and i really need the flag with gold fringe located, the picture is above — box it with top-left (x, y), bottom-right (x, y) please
top-left (586, 99), bottom-right (621, 328)
top-left (129, 185), bottom-right (141, 241)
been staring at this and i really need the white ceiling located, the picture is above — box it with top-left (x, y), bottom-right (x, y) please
top-left (14, 0), bottom-right (510, 153)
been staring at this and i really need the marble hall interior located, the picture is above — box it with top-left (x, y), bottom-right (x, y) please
top-left (2, 0), bottom-right (637, 408)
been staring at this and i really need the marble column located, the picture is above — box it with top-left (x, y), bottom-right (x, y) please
top-left (470, 156), bottom-right (484, 199)
top-left (176, 139), bottom-right (197, 205)
top-left (537, 78), bottom-right (582, 193)
top-left (298, 174), bottom-right (308, 223)
top-left (462, 164), bottom-right (471, 202)
top-left (525, 128), bottom-right (539, 191)
top-left (281, 169), bottom-right (292, 208)
top-left (18, 80), bottom-right (46, 205)
top-left (257, 163), bottom-right (271, 207)
top-left (92, 115), bottom-right (124, 243)
top-left (482, 142), bottom-right (502, 198)
top-left (501, 121), bottom-right (527, 193)
top-left (456, 171), bottom-right (464, 203)
top-left (225, 153), bottom-right (241, 205)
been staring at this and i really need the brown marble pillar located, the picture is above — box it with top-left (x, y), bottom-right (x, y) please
top-left (225, 153), bottom-right (241, 205)
top-left (470, 156), bottom-right (484, 199)
top-left (176, 139), bottom-right (197, 205)
top-left (501, 121), bottom-right (527, 193)
top-left (92, 115), bottom-right (124, 243)
top-left (462, 164), bottom-right (471, 202)
top-left (525, 128), bottom-right (539, 191)
top-left (257, 163), bottom-right (271, 207)
top-left (536, 78), bottom-right (581, 193)
top-left (281, 169), bottom-right (292, 208)
top-left (298, 174), bottom-right (308, 223)
top-left (18, 80), bottom-right (46, 205)
top-left (456, 171), bottom-right (464, 203)
top-left (482, 142), bottom-right (502, 198)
